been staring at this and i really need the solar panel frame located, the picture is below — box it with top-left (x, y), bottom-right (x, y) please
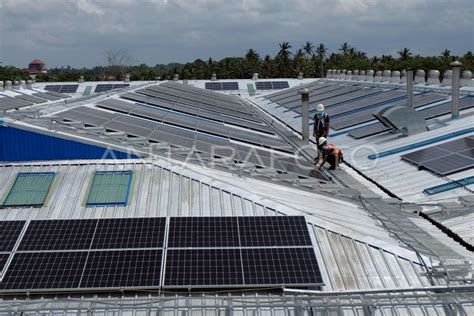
top-left (18, 219), bottom-right (98, 251)
top-left (91, 218), bottom-right (166, 249)
top-left (238, 216), bottom-right (313, 247)
top-left (0, 251), bottom-right (89, 290)
top-left (79, 249), bottom-right (163, 288)
top-left (163, 249), bottom-right (244, 287)
top-left (168, 217), bottom-right (240, 248)
top-left (419, 154), bottom-right (473, 175)
top-left (241, 247), bottom-right (323, 286)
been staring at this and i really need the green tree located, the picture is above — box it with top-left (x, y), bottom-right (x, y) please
top-left (397, 48), bottom-right (412, 61)
top-left (316, 43), bottom-right (327, 77)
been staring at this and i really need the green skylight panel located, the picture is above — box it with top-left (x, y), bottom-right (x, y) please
top-left (2, 172), bottom-right (56, 207)
top-left (86, 171), bottom-right (133, 206)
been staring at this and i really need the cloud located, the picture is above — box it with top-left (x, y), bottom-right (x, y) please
top-left (77, 0), bottom-right (104, 15)
top-left (0, 0), bottom-right (472, 68)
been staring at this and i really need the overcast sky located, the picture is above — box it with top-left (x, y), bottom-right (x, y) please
top-left (1, 0), bottom-right (473, 68)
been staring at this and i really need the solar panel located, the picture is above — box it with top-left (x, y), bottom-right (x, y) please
top-left (14, 94), bottom-right (47, 104)
top-left (59, 85), bottom-right (79, 93)
top-left (272, 81), bottom-right (290, 89)
top-left (241, 248), bottom-right (322, 286)
top-left (92, 218), bottom-right (166, 249)
top-left (238, 216), bottom-right (312, 247)
top-left (0, 221), bottom-right (26, 251)
top-left (221, 82), bottom-right (239, 90)
top-left (95, 84), bottom-right (114, 93)
top-left (44, 85), bottom-right (61, 92)
top-left (80, 249), bottom-right (163, 288)
top-left (420, 154), bottom-right (473, 175)
top-left (0, 254), bottom-right (9, 272)
top-left (164, 249), bottom-right (244, 287)
top-left (205, 82), bottom-right (222, 91)
top-left (0, 251), bottom-right (89, 290)
top-left (168, 217), bottom-right (240, 248)
top-left (18, 219), bottom-right (98, 251)
top-left (401, 137), bottom-right (474, 176)
top-left (255, 82), bottom-right (273, 90)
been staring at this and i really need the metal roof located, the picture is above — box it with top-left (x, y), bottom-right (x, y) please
top-left (0, 80), bottom-right (473, 315)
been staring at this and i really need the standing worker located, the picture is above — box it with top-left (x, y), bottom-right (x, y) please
top-left (313, 103), bottom-right (330, 161)
top-left (316, 137), bottom-right (343, 170)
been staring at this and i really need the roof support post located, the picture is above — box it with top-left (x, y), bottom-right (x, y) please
top-left (406, 69), bottom-right (414, 109)
top-left (299, 88), bottom-right (310, 144)
top-left (450, 61), bottom-right (463, 119)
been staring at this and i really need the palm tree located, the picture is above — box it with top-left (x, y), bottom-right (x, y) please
top-left (441, 49), bottom-right (451, 63)
top-left (339, 42), bottom-right (350, 55)
top-left (277, 42), bottom-right (292, 60)
top-left (316, 43), bottom-right (327, 77)
top-left (397, 48), bottom-right (412, 61)
top-left (245, 49), bottom-right (260, 62)
top-left (302, 41), bottom-right (314, 58)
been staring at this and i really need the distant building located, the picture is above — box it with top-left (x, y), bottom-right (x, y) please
top-left (23, 59), bottom-right (47, 77)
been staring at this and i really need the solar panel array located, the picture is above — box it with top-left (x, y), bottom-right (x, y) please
top-left (260, 80), bottom-right (453, 135)
top-left (205, 82), bottom-right (239, 91)
top-left (58, 81), bottom-right (326, 179)
top-left (94, 84), bottom-right (130, 93)
top-left (0, 96), bottom-right (33, 111)
top-left (349, 97), bottom-right (474, 139)
top-left (401, 136), bottom-right (474, 175)
top-left (255, 81), bottom-right (290, 90)
top-left (0, 216), bottom-right (323, 292)
top-left (44, 85), bottom-right (79, 93)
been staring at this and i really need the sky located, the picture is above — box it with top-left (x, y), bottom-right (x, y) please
top-left (0, 0), bottom-right (473, 68)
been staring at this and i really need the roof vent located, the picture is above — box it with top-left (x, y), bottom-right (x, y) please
top-left (0, 81), bottom-right (3, 91)
top-left (442, 70), bottom-right (452, 86)
top-left (341, 69), bottom-right (346, 80)
top-left (461, 70), bottom-right (473, 87)
top-left (12, 80), bottom-right (20, 90)
top-left (124, 74), bottom-right (130, 82)
top-left (297, 72), bottom-right (304, 80)
top-left (173, 74), bottom-right (179, 81)
top-left (26, 80), bottom-right (32, 89)
top-left (20, 80), bottom-right (26, 89)
top-left (345, 70), bottom-right (352, 80)
top-left (212, 73), bottom-right (218, 81)
top-left (365, 69), bottom-right (374, 81)
top-left (382, 70), bottom-right (391, 82)
top-left (183, 79), bottom-right (188, 85)
top-left (390, 71), bottom-right (401, 84)
top-left (5, 80), bottom-right (12, 90)
top-left (358, 70), bottom-right (366, 81)
top-left (326, 69), bottom-right (334, 78)
top-left (352, 70), bottom-right (359, 80)
top-left (414, 69), bottom-right (426, 84)
top-left (78, 75), bottom-right (84, 83)
top-left (427, 70), bottom-right (441, 85)
top-left (400, 70), bottom-right (407, 84)
top-left (373, 105), bottom-right (427, 136)
top-left (374, 70), bottom-right (383, 82)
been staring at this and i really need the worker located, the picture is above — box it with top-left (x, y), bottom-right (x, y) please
top-left (315, 137), bottom-right (343, 170)
top-left (313, 103), bottom-right (330, 160)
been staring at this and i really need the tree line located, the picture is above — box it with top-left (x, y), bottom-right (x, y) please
top-left (1, 42), bottom-right (473, 82)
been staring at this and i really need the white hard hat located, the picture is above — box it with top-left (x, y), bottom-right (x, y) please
top-left (318, 137), bottom-right (327, 145)
top-left (316, 104), bottom-right (325, 112)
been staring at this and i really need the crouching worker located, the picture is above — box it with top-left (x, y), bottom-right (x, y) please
top-left (315, 137), bottom-right (343, 170)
